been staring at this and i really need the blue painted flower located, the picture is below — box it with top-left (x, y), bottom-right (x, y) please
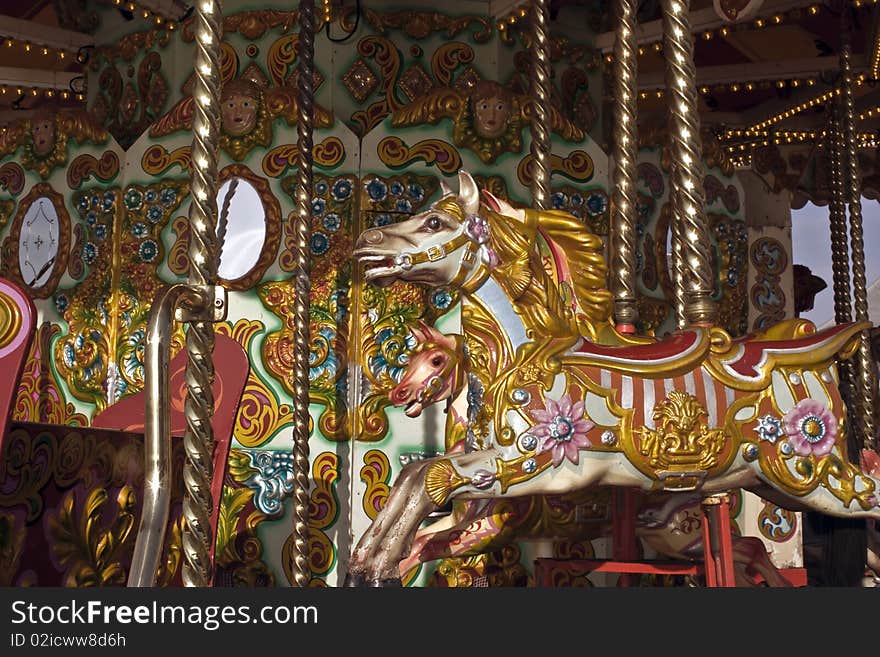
top-left (94, 224), bottom-right (107, 240)
top-left (331, 179), bottom-right (351, 201)
top-left (571, 193), bottom-right (584, 206)
top-left (131, 222), bottom-right (148, 238)
top-left (571, 209), bottom-right (583, 220)
top-left (55, 294), bottom-right (69, 314)
top-left (755, 414), bottom-right (783, 443)
top-left (390, 181), bottom-right (405, 196)
top-left (716, 222), bottom-right (729, 237)
top-left (586, 193), bottom-right (608, 216)
top-left (366, 178), bottom-right (387, 201)
top-left (312, 198), bottom-right (326, 215)
top-left (315, 180), bottom-right (328, 195)
top-left (395, 198), bottom-right (412, 213)
top-left (86, 211), bottom-right (98, 226)
top-left (551, 192), bottom-right (567, 209)
top-left (102, 191), bottom-right (116, 211)
top-left (160, 187), bottom-right (177, 207)
top-left (139, 239), bottom-right (158, 262)
top-left (409, 183), bottom-right (424, 201)
top-left (374, 214), bottom-right (392, 227)
top-left (323, 213), bottom-right (341, 232)
top-left (635, 250), bottom-right (643, 272)
top-left (727, 269), bottom-right (739, 286)
top-left (124, 188), bottom-right (143, 210)
top-left (77, 196), bottom-right (90, 212)
top-left (89, 195), bottom-right (99, 209)
top-left (83, 242), bottom-right (98, 265)
top-left (147, 205), bottom-right (163, 223)
top-left (431, 289), bottom-right (453, 310)
top-left (145, 189), bottom-right (158, 204)
top-left (310, 231), bottom-right (330, 256)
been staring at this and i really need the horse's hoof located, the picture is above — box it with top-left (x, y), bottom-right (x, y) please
top-left (342, 572), bottom-right (366, 587)
top-left (367, 577), bottom-right (402, 588)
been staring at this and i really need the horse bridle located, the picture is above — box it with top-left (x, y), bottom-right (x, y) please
top-left (408, 334), bottom-right (466, 408)
top-left (392, 212), bottom-right (486, 289)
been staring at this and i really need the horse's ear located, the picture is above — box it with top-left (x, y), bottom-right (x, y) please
top-left (410, 322), bottom-right (428, 343)
top-left (457, 170), bottom-right (480, 216)
top-left (481, 189), bottom-right (502, 213)
top-left (481, 189), bottom-right (525, 222)
top-left (439, 179), bottom-right (453, 197)
top-left (413, 319), bottom-right (443, 342)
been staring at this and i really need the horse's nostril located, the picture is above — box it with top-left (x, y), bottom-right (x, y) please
top-left (362, 229), bottom-right (384, 245)
top-left (392, 387), bottom-right (409, 403)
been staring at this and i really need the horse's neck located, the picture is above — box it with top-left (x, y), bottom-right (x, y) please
top-left (467, 276), bottom-right (529, 351)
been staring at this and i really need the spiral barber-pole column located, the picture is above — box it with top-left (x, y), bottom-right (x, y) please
top-left (529, 0), bottom-right (552, 210)
top-left (182, 0), bottom-right (222, 587)
top-left (661, 0), bottom-right (716, 328)
top-left (840, 41), bottom-right (877, 448)
top-left (828, 106), bottom-right (852, 327)
top-left (610, 0), bottom-right (639, 331)
top-left (827, 100), bottom-right (855, 410)
top-left (288, 0), bottom-right (315, 588)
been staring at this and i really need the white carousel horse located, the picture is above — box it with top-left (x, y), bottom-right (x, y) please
top-left (390, 322), bottom-right (794, 587)
top-left (347, 170), bottom-right (880, 586)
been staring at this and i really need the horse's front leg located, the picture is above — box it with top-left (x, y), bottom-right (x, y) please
top-left (347, 449), bottom-right (502, 585)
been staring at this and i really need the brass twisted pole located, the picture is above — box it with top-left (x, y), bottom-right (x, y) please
top-left (181, 0), bottom-right (222, 587)
top-left (661, 0), bottom-right (716, 328)
top-left (529, 0), bottom-right (552, 210)
top-left (827, 99), bottom-right (855, 406)
top-left (610, 0), bottom-right (639, 332)
top-left (828, 105), bottom-right (852, 327)
top-left (840, 40), bottom-right (877, 447)
top-left (288, 0), bottom-right (315, 588)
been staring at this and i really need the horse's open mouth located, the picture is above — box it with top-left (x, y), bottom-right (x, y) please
top-left (357, 253), bottom-right (403, 286)
top-left (403, 399), bottom-right (424, 417)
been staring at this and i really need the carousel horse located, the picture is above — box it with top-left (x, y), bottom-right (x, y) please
top-left (391, 322), bottom-right (793, 587)
top-left (347, 170), bottom-right (880, 586)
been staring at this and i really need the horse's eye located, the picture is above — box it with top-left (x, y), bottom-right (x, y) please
top-left (431, 356), bottom-right (444, 367)
top-left (425, 216), bottom-right (441, 231)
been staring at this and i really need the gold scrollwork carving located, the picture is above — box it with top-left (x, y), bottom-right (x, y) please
top-left (377, 136), bottom-right (462, 174)
top-left (261, 136), bottom-right (345, 178)
top-left (141, 145), bottom-right (191, 176)
top-left (360, 449), bottom-right (391, 520)
top-left (67, 151), bottom-right (121, 189)
top-left (46, 486), bottom-right (136, 587)
top-left (517, 150), bottom-right (595, 187)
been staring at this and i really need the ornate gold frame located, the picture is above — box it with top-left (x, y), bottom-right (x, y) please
top-left (217, 164), bottom-right (282, 291)
top-left (1, 183), bottom-right (71, 299)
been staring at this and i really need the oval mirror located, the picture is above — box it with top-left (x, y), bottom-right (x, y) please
top-left (216, 177), bottom-right (266, 282)
top-left (19, 196), bottom-right (60, 289)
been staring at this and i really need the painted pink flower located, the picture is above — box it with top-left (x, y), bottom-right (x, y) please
top-left (782, 398), bottom-right (838, 458)
top-left (529, 393), bottom-right (594, 467)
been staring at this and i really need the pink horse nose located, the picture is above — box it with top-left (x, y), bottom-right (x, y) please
top-left (390, 384), bottom-right (412, 406)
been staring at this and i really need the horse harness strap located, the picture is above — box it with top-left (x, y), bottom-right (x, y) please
top-left (399, 232), bottom-right (474, 268)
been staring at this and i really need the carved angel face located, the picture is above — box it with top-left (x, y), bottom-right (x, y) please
top-left (472, 94), bottom-right (511, 139)
top-left (31, 118), bottom-right (56, 157)
top-left (221, 90), bottom-right (258, 137)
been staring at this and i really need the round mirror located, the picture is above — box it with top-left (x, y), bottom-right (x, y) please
top-left (19, 196), bottom-right (60, 289)
top-left (216, 177), bottom-right (266, 281)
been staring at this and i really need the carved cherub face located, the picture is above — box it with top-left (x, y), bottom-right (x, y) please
top-left (31, 117), bottom-right (56, 157)
top-left (221, 84), bottom-right (259, 137)
top-left (471, 85), bottom-right (512, 139)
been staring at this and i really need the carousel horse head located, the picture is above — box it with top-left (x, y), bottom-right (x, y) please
top-left (354, 170), bottom-right (498, 289)
top-left (389, 321), bottom-right (466, 417)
